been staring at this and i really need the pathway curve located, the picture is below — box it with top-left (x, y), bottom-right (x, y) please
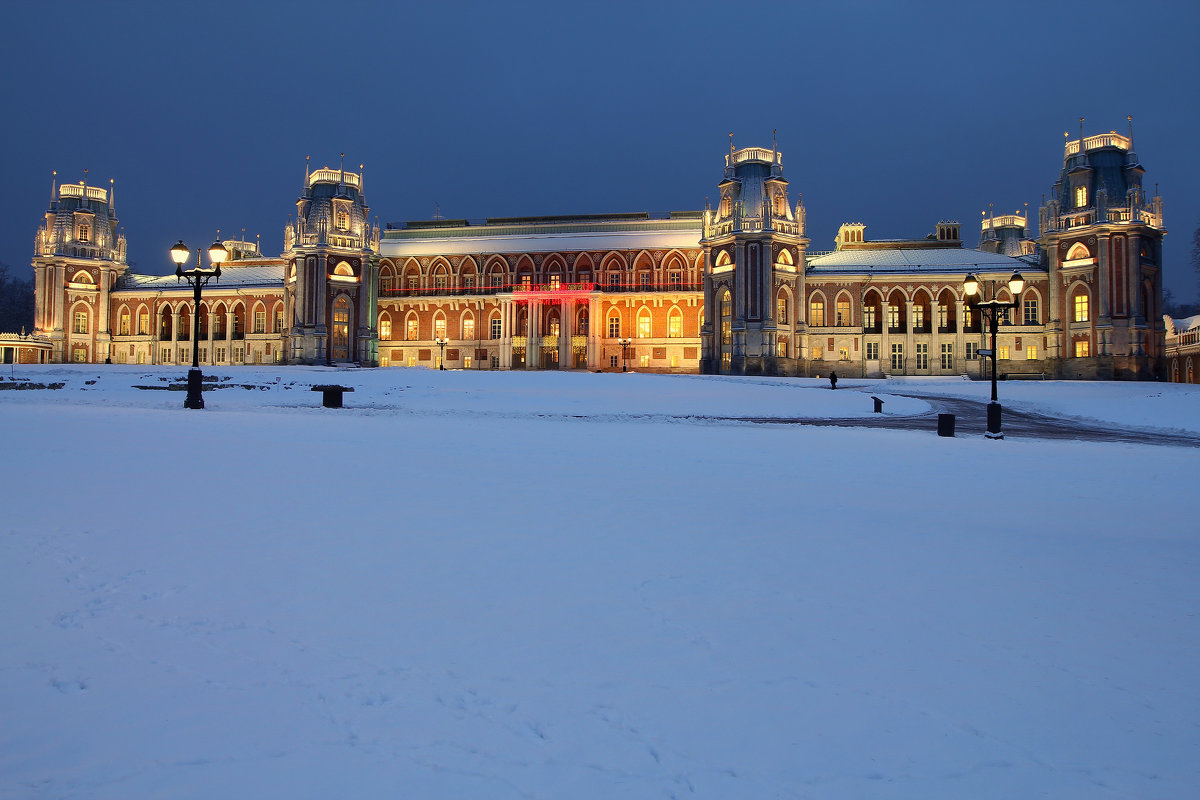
top-left (737, 390), bottom-right (1200, 448)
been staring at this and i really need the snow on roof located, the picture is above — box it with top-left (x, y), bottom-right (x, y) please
top-left (808, 247), bottom-right (1041, 275)
top-left (114, 264), bottom-right (285, 292)
top-left (1168, 314), bottom-right (1200, 333)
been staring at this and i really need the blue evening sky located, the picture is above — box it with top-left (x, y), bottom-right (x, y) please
top-left (2, 0), bottom-right (1197, 301)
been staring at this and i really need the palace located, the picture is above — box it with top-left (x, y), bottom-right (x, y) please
top-left (4, 128), bottom-right (1172, 380)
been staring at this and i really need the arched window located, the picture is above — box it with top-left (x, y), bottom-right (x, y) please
top-left (71, 270), bottom-right (94, 285)
top-left (667, 307), bottom-right (683, 338)
top-left (637, 309), bottom-right (651, 338)
top-left (607, 311), bottom-right (621, 339)
top-left (433, 314), bottom-right (447, 339)
top-left (809, 295), bottom-right (825, 327)
top-left (331, 296), bottom-right (351, 360)
top-left (73, 307), bottom-right (90, 334)
top-left (1187, 358), bottom-right (1195, 383)
top-left (1022, 292), bottom-right (1040, 325)
top-left (1066, 243), bottom-right (1091, 261)
top-left (578, 307), bottom-right (589, 335)
top-left (863, 291), bottom-right (882, 333)
top-left (379, 313), bottom-right (392, 340)
top-left (776, 292), bottom-right (789, 324)
top-left (334, 261), bottom-right (354, 277)
top-left (159, 307), bottom-right (172, 340)
top-left (252, 302), bottom-right (267, 334)
top-left (714, 250), bottom-right (732, 268)
top-left (835, 294), bottom-right (852, 327)
top-left (137, 305), bottom-right (150, 335)
top-left (719, 289), bottom-right (732, 371)
top-left (462, 314), bottom-right (475, 340)
top-left (490, 312), bottom-right (502, 339)
top-left (1074, 185), bottom-right (1088, 208)
top-left (118, 306), bottom-right (130, 336)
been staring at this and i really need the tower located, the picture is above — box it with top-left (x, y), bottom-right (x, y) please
top-left (32, 171), bottom-right (128, 363)
top-left (283, 156), bottom-right (380, 365)
top-left (700, 136), bottom-right (808, 375)
top-left (1038, 120), bottom-right (1166, 379)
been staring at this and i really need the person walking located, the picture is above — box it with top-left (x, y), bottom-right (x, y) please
top-left (829, 370), bottom-right (838, 390)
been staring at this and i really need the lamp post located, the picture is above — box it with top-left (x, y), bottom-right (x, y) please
top-left (435, 336), bottom-right (447, 370)
top-left (618, 337), bottom-right (631, 372)
top-left (963, 270), bottom-right (1024, 439)
top-left (172, 239), bottom-right (227, 409)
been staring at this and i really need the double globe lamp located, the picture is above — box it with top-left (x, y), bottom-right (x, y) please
top-left (170, 239), bottom-right (227, 409)
top-left (963, 269), bottom-right (1024, 439)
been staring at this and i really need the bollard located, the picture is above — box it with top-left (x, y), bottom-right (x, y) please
top-left (937, 413), bottom-right (955, 437)
top-left (871, 396), bottom-right (884, 413)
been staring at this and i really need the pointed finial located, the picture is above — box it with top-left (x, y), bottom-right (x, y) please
top-left (1079, 116), bottom-right (1085, 143)
top-left (50, 170), bottom-right (57, 201)
top-left (304, 154), bottom-right (311, 186)
top-left (729, 132), bottom-right (734, 153)
top-left (1127, 114), bottom-right (1134, 148)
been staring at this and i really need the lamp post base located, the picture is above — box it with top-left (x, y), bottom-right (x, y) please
top-left (184, 368), bottom-right (205, 409)
top-left (985, 401), bottom-right (1003, 439)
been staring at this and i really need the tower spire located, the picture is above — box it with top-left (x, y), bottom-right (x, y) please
top-left (304, 154), bottom-right (310, 188)
top-left (109, 178), bottom-right (114, 212)
top-left (49, 170), bottom-right (57, 202)
top-left (339, 152), bottom-right (345, 188)
top-left (1127, 114), bottom-right (1135, 149)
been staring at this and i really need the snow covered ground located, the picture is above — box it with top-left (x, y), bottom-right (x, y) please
top-left (2, 365), bottom-right (1198, 799)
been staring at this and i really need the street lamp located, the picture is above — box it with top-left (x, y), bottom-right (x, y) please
top-left (618, 337), bottom-right (632, 372)
top-left (435, 336), bottom-right (447, 370)
top-left (172, 239), bottom-right (227, 409)
top-left (963, 270), bottom-right (1024, 439)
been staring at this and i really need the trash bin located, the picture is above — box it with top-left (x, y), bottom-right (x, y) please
top-left (937, 413), bottom-right (955, 437)
top-left (871, 396), bottom-right (884, 413)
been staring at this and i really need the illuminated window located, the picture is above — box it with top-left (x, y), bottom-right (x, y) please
top-left (887, 304), bottom-right (900, 330)
top-left (78, 224), bottom-right (89, 242)
top-left (776, 338), bottom-right (788, 357)
top-left (913, 304), bottom-right (925, 330)
top-left (863, 304), bottom-right (876, 330)
top-left (549, 317), bottom-right (560, 336)
top-left (812, 346), bottom-right (824, 360)
top-left (640, 354), bottom-right (649, 367)
top-left (866, 342), bottom-right (879, 360)
top-left (809, 297), bottom-right (825, 326)
top-left (138, 311), bottom-right (149, 335)
top-left (331, 297), bottom-right (350, 360)
top-left (998, 345), bottom-right (1010, 359)
top-left (836, 299), bottom-right (851, 326)
top-left (1074, 185), bottom-right (1087, 208)
top-left (434, 318), bottom-right (446, 339)
top-left (380, 317), bottom-right (391, 340)
top-left (637, 312), bottom-right (651, 338)
top-left (915, 343), bottom-right (928, 370)
top-left (940, 343), bottom-right (953, 369)
top-left (408, 355), bottom-right (416, 367)
top-left (1027, 345), bottom-right (1038, 360)
top-left (337, 210), bottom-right (348, 229)
top-left (721, 351), bottom-right (731, 368)
top-left (274, 308), bottom-right (284, 333)
top-left (549, 275), bottom-right (561, 290)
top-left (720, 290), bottom-right (732, 348)
top-left (160, 347), bottom-right (170, 363)
top-left (73, 310), bottom-right (88, 334)
top-left (407, 318), bottom-right (419, 340)
top-left (777, 295), bottom-right (788, 324)
top-left (491, 317), bottom-right (502, 339)
top-left (890, 343), bottom-right (903, 371)
top-left (520, 275), bottom-right (531, 290)
top-left (839, 346), bottom-right (849, 361)
top-left (938, 303), bottom-right (949, 329)
top-left (1075, 340), bottom-right (1090, 358)
top-left (119, 311), bottom-right (130, 336)
top-left (253, 310), bottom-right (266, 333)
top-left (668, 311), bottom-right (682, 338)
top-left (608, 315), bottom-right (621, 338)
top-left (1023, 298), bottom-right (1038, 325)
top-left (1073, 293), bottom-right (1089, 322)
top-left (464, 356), bottom-right (472, 369)
top-left (463, 318), bottom-right (475, 339)
top-left (670, 353), bottom-right (679, 368)
top-left (380, 275), bottom-right (392, 293)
